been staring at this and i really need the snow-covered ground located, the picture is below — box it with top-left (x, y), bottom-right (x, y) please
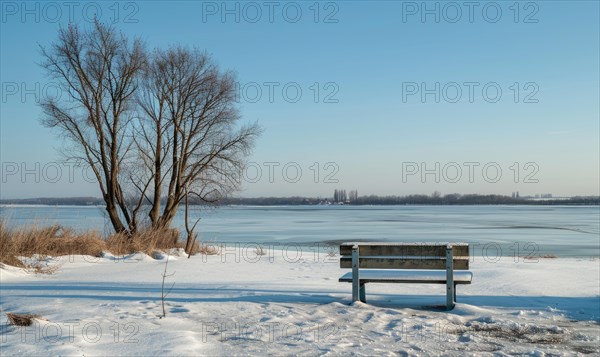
top-left (1, 248), bottom-right (599, 356)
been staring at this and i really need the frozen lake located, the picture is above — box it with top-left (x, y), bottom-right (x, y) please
top-left (1, 205), bottom-right (598, 257)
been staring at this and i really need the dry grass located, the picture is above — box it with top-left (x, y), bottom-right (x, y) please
top-left (0, 220), bottom-right (205, 271)
top-left (5, 312), bottom-right (41, 326)
top-left (105, 228), bottom-right (182, 256)
top-left (196, 242), bottom-right (220, 255)
top-left (0, 220), bottom-right (105, 270)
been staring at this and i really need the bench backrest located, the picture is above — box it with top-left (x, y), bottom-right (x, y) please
top-left (339, 243), bottom-right (470, 270)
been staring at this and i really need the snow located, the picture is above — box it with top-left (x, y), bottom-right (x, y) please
top-left (1, 249), bottom-right (599, 356)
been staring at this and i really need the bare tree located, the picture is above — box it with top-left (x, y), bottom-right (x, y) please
top-left (137, 47), bottom-right (261, 251)
top-left (41, 24), bottom-right (260, 241)
top-left (40, 21), bottom-right (146, 235)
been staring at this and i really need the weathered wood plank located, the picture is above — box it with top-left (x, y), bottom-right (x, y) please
top-left (338, 270), bottom-right (473, 284)
top-left (339, 243), bottom-right (469, 257)
top-left (340, 257), bottom-right (470, 270)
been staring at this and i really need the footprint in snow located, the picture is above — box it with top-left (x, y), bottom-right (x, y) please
top-left (170, 307), bottom-right (190, 313)
top-left (363, 312), bottom-right (375, 323)
top-left (383, 309), bottom-right (402, 315)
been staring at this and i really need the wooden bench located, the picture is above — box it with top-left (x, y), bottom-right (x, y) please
top-left (339, 242), bottom-right (472, 310)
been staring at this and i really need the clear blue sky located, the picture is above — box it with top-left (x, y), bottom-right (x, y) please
top-left (1, 1), bottom-right (598, 198)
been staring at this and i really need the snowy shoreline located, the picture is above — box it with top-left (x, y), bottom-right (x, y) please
top-left (1, 250), bottom-right (599, 355)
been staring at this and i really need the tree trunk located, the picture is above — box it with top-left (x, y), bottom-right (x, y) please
top-left (105, 203), bottom-right (127, 234)
top-left (184, 235), bottom-right (196, 254)
top-left (149, 120), bottom-right (162, 226)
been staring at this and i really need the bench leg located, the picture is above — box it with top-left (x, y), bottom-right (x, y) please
top-left (352, 278), bottom-right (359, 302)
top-left (454, 283), bottom-right (457, 302)
top-left (445, 245), bottom-right (455, 310)
top-left (446, 286), bottom-right (455, 310)
top-left (351, 245), bottom-right (360, 303)
top-left (359, 283), bottom-right (366, 303)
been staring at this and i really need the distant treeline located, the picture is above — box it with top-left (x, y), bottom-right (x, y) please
top-left (1, 195), bottom-right (598, 206)
top-left (0, 197), bottom-right (103, 206)
top-left (221, 194), bottom-right (599, 206)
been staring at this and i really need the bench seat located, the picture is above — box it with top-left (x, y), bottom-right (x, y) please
top-left (339, 269), bottom-right (473, 284)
